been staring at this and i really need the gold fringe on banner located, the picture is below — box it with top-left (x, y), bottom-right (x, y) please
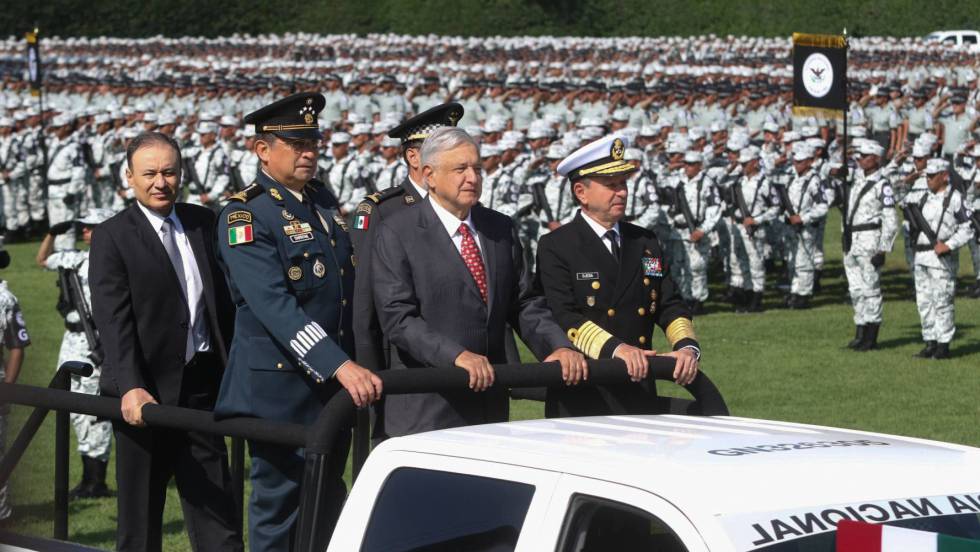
top-left (793, 32), bottom-right (846, 49)
top-left (792, 105), bottom-right (845, 119)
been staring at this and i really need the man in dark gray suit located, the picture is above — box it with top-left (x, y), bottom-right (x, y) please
top-left (372, 127), bottom-right (586, 437)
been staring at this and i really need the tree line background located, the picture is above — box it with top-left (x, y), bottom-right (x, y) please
top-left (2, 0), bottom-right (979, 39)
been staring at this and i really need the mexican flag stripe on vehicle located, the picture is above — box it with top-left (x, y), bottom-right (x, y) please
top-left (837, 520), bottom-right (980, 551)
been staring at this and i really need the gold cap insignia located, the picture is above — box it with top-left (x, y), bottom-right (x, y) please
top-left (448, 110), bottom-right (462, 126)
top-left (611, 138), bottom-right (625, 161)
top-left (304, 113), bottom-right (314, 125)
top-left (306, 97), bottom-right (313, 106)
top-left (287, 266), bottom-right (302, 281)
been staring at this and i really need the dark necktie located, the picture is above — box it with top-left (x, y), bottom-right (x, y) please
top-left (605, 229), bottom-right (620, 261)
top-left (458, 223), bottom-right (488, 303)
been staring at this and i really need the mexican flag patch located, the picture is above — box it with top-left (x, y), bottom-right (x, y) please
top-left (836, 520), bottom-right (980, 552)
top-left (228, 224), bottom-right (253, 246)
top-left (354, 214), bottom-right (369, 230)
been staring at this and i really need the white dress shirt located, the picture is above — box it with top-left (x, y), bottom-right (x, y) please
top-left (409, 175), bottom-right (428, 199)
top-left (580, 210), bottom-right (621, 254)
top-left (137, 202), bottom-right (211, 360)
top-left (429, 196), bottom-right (485, 259)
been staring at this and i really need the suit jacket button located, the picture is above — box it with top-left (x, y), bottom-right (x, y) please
top-left (331, 239), bottom-right (336, 247)
top-left (638, 308), bottom-right (646, 316)
top-left (303, 252), bottom-right (310, 258)
top-left (639, 336), bottom-right (647, 344)
top-left (341, 299), bottom-right (348, 306)
top-left (340, 268), bottom-right (345, 276)
top-left (644, 278), bottom-right (651, 286)
top-left (607, 308), bottom-right (615, 317)
top-left (276, 362), bottom-right (283, 369)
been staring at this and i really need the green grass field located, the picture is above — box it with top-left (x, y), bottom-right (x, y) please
top-left (2, 210), bottom-right (979, 550)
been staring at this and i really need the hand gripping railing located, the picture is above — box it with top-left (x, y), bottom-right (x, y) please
top-left (294, 356), bottom-right (727, 552)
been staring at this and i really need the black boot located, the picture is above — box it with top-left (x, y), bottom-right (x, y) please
top-left (933, 342), bottom-right (951, 360)
top-left (847, 325), bottom-right (866, 349)
top-left (749, 291), bottom-right (764, 312)
top-left (86, 458), bottom-right (111, 498)
top-left (69, 455), bottom-right (93, 500)
top-left (856, 323), bottom-right (879, 351)
top-left (915, 341), bottom-right (937, 358)
top-left (790, 294), bottom-right (810, 309)
top-left (734, 289), bottom-right (748, 313)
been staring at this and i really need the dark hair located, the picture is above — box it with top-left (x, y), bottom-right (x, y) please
top-left (126, 131), bottom-right (182, 169)
top-left (255, 132), bottom-right (279, 145)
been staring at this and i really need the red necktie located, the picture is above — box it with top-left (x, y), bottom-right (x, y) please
top-left (458, 223), bottom-right (488, 303)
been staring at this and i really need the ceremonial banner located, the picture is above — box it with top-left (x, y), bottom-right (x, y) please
top-left (792, 32), bottom-right (847, 118)
top-left (26, 30), bottom-right (42, 97)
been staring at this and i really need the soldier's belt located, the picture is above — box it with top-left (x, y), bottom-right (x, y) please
top-left (914, 244), bottom-right (935, 252)
top-left (850, 222), bottom-right (881, 232)
top-left (65, 321), bottom-right (85, 333)
top-left (48, 178), bottom-right (71, 185)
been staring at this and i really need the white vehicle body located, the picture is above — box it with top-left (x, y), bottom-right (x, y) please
top-left (924, 30), bottom-right (980, 47)
top-left (329, 415), bottom-right (980, 551)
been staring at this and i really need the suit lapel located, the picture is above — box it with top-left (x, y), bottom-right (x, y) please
top-left (419, 201), bottom-right (487, 308)
top-left (128, 203), bottom-right (183, 293)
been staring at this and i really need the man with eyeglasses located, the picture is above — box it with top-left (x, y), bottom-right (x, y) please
top-left (215, 92), bottom-right (381, 552)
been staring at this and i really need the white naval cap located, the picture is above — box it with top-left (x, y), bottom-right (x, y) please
top-left (557, 134), bottom-right (636, 180)
top-left (0, 117), bottom-right (13, 127)
top-left (623, 147), bottom-right (643, 161)
top-left (545, 143), bottom-right (567, 160)
top-left (912, 143), bottom-right (931, 157)
top-left (683, 150), bottom-right (702, 164)
top-left (330, 132), bottom-right (351, 144)
top-left (925, 158), bottom-right (949, 175)
top-left (782, 131), bottom-right (800, 143)
top-left (51, 114), bottom-right (73, 127)
top-left (350, 123), bottom-right (372, 135)
top-left (380, 136), bottom-right (401, 148)
top-left (219, 115), bottom-right (239, 127)
top-left (157, 112), bottom-right (177, 126)
top-left (481, 144), bottom-right (500, 158)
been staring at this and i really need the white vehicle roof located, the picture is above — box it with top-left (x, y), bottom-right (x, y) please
top-left (376, 415), bottom-right (980, 548)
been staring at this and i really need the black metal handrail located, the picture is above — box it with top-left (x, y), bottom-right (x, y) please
top-left (0, 356), bottom-right (727, 552)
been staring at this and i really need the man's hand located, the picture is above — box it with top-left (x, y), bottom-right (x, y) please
top-left (335, 361), bottom-right (383, 408)
top-left (689, 229), bottom-right (705, 242)
top-left (742, 217), bottom-right (756, 228)
top-left (545, 347), bottom-right (588, 385)
top-left (934, 241), bottom-right (951, 256)
top-left (48, 220), bottom-right (74, 236)
top-left (789, 214), bottom-right (804, 226)
top-left (455, 350), bottom-right (494, 391)
top-left (612, 344), bottom-right (657, 382)
top-left (121, 387), bottom-right (157, 427)
top-left (661, 348), bottom-right (699, 386)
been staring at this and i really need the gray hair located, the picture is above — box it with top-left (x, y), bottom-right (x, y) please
top-left (419, 127), bottom-right (480, 168)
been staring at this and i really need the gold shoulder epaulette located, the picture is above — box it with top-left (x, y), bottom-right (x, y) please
top-left (227, 182), bottom-right (263, 203)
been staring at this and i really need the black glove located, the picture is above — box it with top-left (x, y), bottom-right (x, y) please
top-left (870, 252), bottom-right (886, 268)
top-left (48, 221), bottom-right (75, 236)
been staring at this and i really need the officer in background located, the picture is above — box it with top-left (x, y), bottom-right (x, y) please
top-left (46, 115), bottom-right (87, 251)
top-left (0, 242), bottom-right (29, 521)
top-left (842, 140), bottom-right (899, 351)
top-left (910, 159), bottom-right (974, 360)
top-left (36, 208), bottom-right (114, 498)
top-left (348, 102), bottom-right (463, 440)
top-left (535, 134), bottom-right (700, 417)
top-left (214, 93), bottom-right (382, 552)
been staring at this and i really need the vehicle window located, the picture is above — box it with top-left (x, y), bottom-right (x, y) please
top-left (360, 468), bottom-right (535, 552)
top-left (963, 35), bottom-right (978, 44)
top-left (943, 36), bottom-right (957, 44)
top-left (557, 494), bottom-right (689, 552)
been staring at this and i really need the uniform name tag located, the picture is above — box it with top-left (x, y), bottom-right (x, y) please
top-left (642, 257), bottom-right (663, 277)
top-left (289, 233), bottom-right (314, 243)
top-left (576, 272), bottom-right (599, 280)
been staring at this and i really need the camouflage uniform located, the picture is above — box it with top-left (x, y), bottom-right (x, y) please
top-left (668, 169), bottom-right (721, 304)
top-left (0, 280), bottom-right (31, 520)
top-left (779, 167), bottom-right (828, 299)
top-left (45, 249), bottom-right (111, 462)
top-left (842, 168), bottom-right (899, 331)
